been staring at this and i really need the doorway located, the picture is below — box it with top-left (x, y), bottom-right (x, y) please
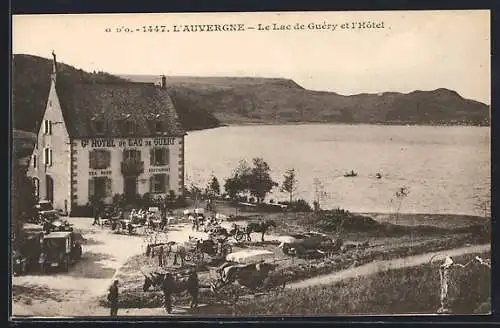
top-left (124, 176), bottom-right (137, 202)
top-left (45, 175), bottom-right (54, 202)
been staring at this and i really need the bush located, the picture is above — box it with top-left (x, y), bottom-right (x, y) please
top-left (283, 199), bottom-right (312, 213)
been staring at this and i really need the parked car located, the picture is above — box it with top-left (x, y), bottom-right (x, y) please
top-left (39, 231), bottom-right (84, 273)
top-left (12, 250), bottom-right (28, 276)
top-left (35, 200), bottom-right (57, 223)
top-left (16, 231), bottom-right (45, 275)
top-left (277, 231), bottom-right (342, 256)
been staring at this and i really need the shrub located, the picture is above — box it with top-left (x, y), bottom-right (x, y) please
top-left (283, 199), bottom-right (312, 213)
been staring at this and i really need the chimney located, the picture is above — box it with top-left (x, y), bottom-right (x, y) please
top-left (161, 75), bottom-right (166, 89)
top-left (51, 50), bottom-right (57, 83)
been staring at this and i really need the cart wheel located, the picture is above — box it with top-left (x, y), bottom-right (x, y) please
top-left (223, 244), bottom-right (232, 255)
top-left (76, 245), bottom-right (83, 260)
top-left (185, 252), bottom-right (193, 262)
top-left (235, 233), bottom-right (243, 242)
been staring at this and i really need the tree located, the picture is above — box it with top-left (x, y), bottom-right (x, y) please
top-left (281, 168), bottom-right (298, 203)
top-left (247, 157), bottom-right (278, 203)
top-left (391, 186), bottom-right (410, 246)
top-left (313, 178), bottom-right (328, 211)
top-left (392, 186), bottom-right (410, 220)
top-left (224, 176), bottom-right (241, 202)
top-left (189, 183), bottom-right (203, 208)
top-left (475, 197), bottom-right (491, 219)
top-left (11, 157), bottom-right (37, 251)
top-left (223, 160), bottom-right (252, 202)
top-left (206, 175), bottom-right (221, 199)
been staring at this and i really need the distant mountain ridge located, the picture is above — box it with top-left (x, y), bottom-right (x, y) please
top-left (121, 74), bottom-right (490, 127)
top-left (11, 54), bottom-right (490, 140)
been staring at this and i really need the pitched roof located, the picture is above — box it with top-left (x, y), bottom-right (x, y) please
top-left (55, 76), bottom-right (185, 138)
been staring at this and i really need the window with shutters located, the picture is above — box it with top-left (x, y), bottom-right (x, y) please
top-left (150, 148), bottom-right (169, 166)
top-left (89, 176), bottom-right (111, 200)
top-left (150, 174), bottom-right (167, 193)
top-left (123, 149), bottom-right (141, 161)
top-left (43, 147), bottom-right (52, 166)
top-left (89, 149), bottom-right (111, 169)
top-left (93, 120), bottom-right (105, 135)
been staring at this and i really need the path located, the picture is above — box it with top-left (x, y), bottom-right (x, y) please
top-left (286, 244), bottom-right (490, 289)
top-left (11, 218), bottom-right (196, 317)
top-left (70, 243), bottom-right (490, 317)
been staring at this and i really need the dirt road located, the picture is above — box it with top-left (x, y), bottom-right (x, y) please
top-left (67, 243), bottom-right (491, 317)
top-left (11, 215), bottom-right (489, 317)
top-left (286, 243), bottom-right (490, 289)
top-left (11, 218), bottom-right (198, 317)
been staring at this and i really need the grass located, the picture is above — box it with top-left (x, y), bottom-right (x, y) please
top-left (102, 231), bottom-right (486, 310)
top-left (231, 252), bottom-right (491, 316)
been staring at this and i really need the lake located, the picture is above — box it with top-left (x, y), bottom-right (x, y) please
top-left (184, 124), bottom-right (490, 216)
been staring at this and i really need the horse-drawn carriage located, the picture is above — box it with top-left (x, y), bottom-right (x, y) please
top-left (277, 231), bottom-right (343, 258)
top-left (141, 249), bottom-right (289, 309)
top-left (146, 234), bottom-right (233, 267)
top-left (209, 249), bottom-right (289, 304)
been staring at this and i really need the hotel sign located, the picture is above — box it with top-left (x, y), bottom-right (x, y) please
top-left (81, 137), bottom-right (176, 148)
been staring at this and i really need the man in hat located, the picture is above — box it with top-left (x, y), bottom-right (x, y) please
top-left (161, 272), bottom-right (175, 314)
top-left (107, 279), bottom-right (119, 316)
top-left (186, 267), bottom-right (199, 309)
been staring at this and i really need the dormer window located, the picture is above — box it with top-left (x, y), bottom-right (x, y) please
top-left (155, 121), bottom-right (163, 134)
top-left (126, 121), bottom-right (136, 135)
top-left (94, 120), bottom-right (105, 135)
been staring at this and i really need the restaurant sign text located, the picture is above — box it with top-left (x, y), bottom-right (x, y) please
top-left (80, 137), bottom-right (176, 148)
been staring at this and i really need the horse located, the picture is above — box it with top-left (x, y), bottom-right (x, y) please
top-left (164, 241), bottom-right (188, 266)
top-left (192, 234), bottom-right (232, 261)
top-left (244, 220), bottom-right (277, 242)
top-left (142, 269), bottom-right (199, 310)
top-left (215, 261), bottom-right (279, 290)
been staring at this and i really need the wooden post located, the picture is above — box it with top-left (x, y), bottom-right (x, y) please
top-left (437, 257), bottom-right (453, 314)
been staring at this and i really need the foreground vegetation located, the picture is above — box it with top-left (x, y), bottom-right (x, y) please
top-left (223, 252), bottom-right (491, 316)
top-left (101, 221), bottom-right (489, 310)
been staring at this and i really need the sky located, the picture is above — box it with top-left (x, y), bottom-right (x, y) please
top-left (12, 10), bottom-right (491, 104)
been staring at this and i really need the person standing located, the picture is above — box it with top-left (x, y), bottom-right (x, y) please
top-left (92, 207), bottom-right (99, 226)
top-left (158, 245), bottom-right (164, 267)
top-left (107, 279), bottom-right (119, 317)
top-left (162, 272), bottom-right (175, 314)
top-left (187, 268), bottom-right (199, 309)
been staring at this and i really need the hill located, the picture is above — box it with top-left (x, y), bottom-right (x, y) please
top-left (11, 54), bottom-right (221, 135)
top-left (122, 75), bottom-right (490, 126)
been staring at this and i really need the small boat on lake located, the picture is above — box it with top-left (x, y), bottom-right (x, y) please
top-left (344, 170), bottom-right (358, 177)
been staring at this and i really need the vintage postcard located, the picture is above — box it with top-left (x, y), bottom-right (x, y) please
top-left (11, 10), bottom-right (491, 318)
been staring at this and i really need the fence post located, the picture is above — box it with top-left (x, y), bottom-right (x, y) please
top-left (437, 256), bottom-right (453, 314)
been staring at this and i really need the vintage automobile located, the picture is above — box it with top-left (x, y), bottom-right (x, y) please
top-left (277, 231), bottom-right (343, 256)
top-left (42, 214), bottom-right (74, 233)
top-left (39, 231), bottom-right (84, 273)
top-left (35, 200), bottom-right (58, 223)
top-left (12, 250), bottom-right (28, 276)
